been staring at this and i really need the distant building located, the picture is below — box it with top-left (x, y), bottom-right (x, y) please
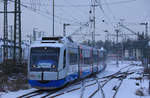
top-left (124, 40), bottom-right (148, 60)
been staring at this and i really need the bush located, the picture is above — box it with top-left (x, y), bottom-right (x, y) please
top-left (0, 72), bottom-right (29, 92)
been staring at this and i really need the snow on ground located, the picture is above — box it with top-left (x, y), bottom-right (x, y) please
top-left (100, 60), bottom-right (150, 98)
top-left (0, 88), bottom-right (37, 98)
top-left (1, 60), bottom-right (150, 98)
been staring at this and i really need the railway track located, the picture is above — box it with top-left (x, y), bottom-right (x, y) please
top-left (17, 90), bottom-right (42, 98)
top-left (17, 77), bottom-right (98, 98)
top-left (18, 63), bottom-right (143, 98)
top-left (67, 67), bottom-right (135, 98)
top-left (17, 89), bottom-right (60, 98)
top-left (86, 64), bottom-right (142, 98)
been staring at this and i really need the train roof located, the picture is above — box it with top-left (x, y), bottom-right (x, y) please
top-left (30, 36), bottom-right (78, 48)
top-left (30, 37), bottom-right (102, 51)
top-left (31, 42), bottom-right (64, 48)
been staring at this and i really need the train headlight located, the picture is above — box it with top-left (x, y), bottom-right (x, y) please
top-left (32, 65), bottom-right (37, 68)
top-left (51, 65), bottom-right (56, 68)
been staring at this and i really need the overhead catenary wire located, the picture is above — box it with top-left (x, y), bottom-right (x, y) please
top-left (26, 0), bottom-right (83, 24)
top-left (67, 21), bottom-right (90, 37)
top-left (63, 0), bottom-right (88, 18)
top-left (57, 6), bottom-right (80, 24)
top-left (0, 0), bottom-right (139, 41)
top-left (95, 0), bottom-right (116, 30)
top-left (19, 0), bottom-right (137, 7)
top-left (5, 1), bottom-right (65, 25)
top-left (103, 0), bottom-right (117, 21)
top-left (7, 0), bottom-right (78, 24)
top-left (95, 0), bottom-right (137, 30)
top-left (144, 10), bottom-right (150, 22)
top-left (2, 0), bottom-right (137, 27)
top-left (10, 0), bottom-right (61, 24)
top-left (29, 0), bottom-right (83, 24)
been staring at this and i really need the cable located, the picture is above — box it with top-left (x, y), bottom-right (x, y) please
top-left (63, 0), bottom-right (88, 15)
top-left (9, 0), bottom-right (64, 24)
top-left (25, 0), bottom-right (79, 23)
top-left (20, 0), bottom-right (137, 7)
top-left (103, 0), bottom-right (117, 21)
top-left (68, 21), bottom-right (90, 37)
top-left (57, 6), bottom-right (80, 23)
top-left (8, 0), bottom-right (77, 24)
top-left (95, 0), bottom-right (115, 29)
top-left (144, 10), bottom-right (150, 22)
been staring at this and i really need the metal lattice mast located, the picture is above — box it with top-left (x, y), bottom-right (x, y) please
top-left (13, 0), bottom-right (22, 64)
top-left (90, 0), bottom-right (96, 47)
top-left (3, 0), bottom-right (8, 62)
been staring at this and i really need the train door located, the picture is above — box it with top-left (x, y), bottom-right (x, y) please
top-left (63, 49), bottom-right (66, 69)
top-left (90, 48), bottom-right (93, 73)
top-left (58, 48), bottom-right (67, 79)
top-left (78, 46), bottom-right (82, 79)
top-left (97, 50), bottom-right (100, 72)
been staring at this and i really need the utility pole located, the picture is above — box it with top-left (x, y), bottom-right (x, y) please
top-left (3, 0), bottom-right (8, 63)
top-left (52, 0), bottom-right (55, 37)
top-left (14, 0), bottom-right (22, 65)
top-left (115, 29), bottom-right (119, 67)
top-left (90, 0), bottom-right (96, 47)
top-left (0, 0), bottom-right (22, 67)
top-left (146, 22), bottom-right (148, 35)
top-left (93, 0), bottom-right (96, 47)
top-left (10, 25), bottom-right (13, 57)
top-left (10, 25), bottom-right (13, 43)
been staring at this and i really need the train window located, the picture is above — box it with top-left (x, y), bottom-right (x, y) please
top-left (69, 53), bottom-right (77, 65)
top-left (30, 47), bottom-right (60, 71)
top-left (63, 50), bottom-right (66, 68)
top-left (69, 48), bottom-right (78, 65)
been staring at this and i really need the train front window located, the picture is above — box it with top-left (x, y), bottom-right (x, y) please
top-left (30, 47), bottom-right (60, 71)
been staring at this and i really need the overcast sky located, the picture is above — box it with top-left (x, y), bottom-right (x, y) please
top-left (0, 0), bottom-right (150, 42)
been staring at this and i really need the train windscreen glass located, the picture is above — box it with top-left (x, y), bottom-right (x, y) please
top-left (30, 47), bottom-right (60, 71)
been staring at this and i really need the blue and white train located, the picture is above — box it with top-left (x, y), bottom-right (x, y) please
top-left (28, 37), bottom-right (107, 89)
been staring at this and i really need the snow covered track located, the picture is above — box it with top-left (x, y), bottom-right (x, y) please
top-left (16, 77), bottom-right (99, 98)
top-left (86, 64), bottom-right (140, 98)
top-left (17, 89), bottom-right (59, 98)
top-left (88, 76), bottom-right (105, 98)
top-left (40, 90), bottom-right (60, 98)
top-left (54, 65), bottom-right (139, 98)
top-left (45, 79), bottom-right (99, 98)
top-left (17, 90), bottom-right (41, 98)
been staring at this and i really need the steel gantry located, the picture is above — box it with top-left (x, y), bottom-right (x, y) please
top-left (13, 0), bottom-right (22, 65)
top-left (3, 0), bottom-right (8, 63)
top-left (1, 0), bottom-right (22, 65)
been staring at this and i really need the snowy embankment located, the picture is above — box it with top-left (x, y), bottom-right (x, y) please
top-left (1, 60), bottom-right (150, 98)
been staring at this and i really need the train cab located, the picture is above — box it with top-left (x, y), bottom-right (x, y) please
top-left (28, 37), bottom-right (68, 89)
